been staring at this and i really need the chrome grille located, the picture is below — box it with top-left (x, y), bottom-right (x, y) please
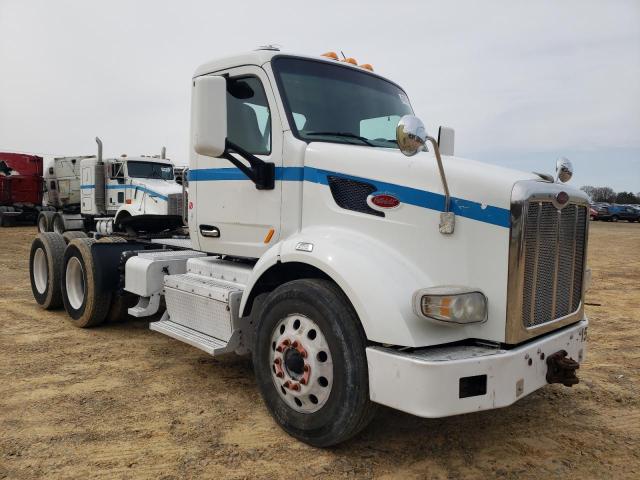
top-left (167, 193), bottom-right (184, 216)
top-left (521, 202), bottom-right (587, 328)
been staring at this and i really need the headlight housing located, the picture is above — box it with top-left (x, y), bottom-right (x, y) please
top-left (413, 287), bottom-right (488, 325)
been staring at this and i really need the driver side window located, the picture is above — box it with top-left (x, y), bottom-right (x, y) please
top-left (227, 76), bottom-right (271, 155)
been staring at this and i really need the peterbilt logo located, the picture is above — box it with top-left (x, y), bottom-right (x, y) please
top-left (554, 191), bottom-right (570, 209)
top-left (367, 193), bottom-right (401, 210)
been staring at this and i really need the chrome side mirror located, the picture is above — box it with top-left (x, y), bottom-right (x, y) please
top-left (396, 115), bottom-right (427, 157)
top-left (555, 157), bottom-right (573, 183)
top-left (396, 115), bottom-right (455, 234)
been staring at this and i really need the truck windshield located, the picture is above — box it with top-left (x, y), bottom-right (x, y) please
top-left (127, 161), bottom-right (174, 180)
top-left (272, 57), bottom-right (414, 149)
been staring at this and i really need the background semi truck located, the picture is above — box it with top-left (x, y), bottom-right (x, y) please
top-left (37, 139), bottom-right (185, 235)
top-left (28, 49), bottom-right (589, 446)
top-left (0, 152), bottom-right (53, 226)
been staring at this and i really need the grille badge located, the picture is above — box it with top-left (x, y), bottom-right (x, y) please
top-left (369, 193), bottom-right (400, 209)
top-left (555, 191), bottom-right (569, 208)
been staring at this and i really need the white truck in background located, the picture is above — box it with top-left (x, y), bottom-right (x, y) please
top-left (39, 155), bottom-right (91, 233)
top-left (38, 139), bottom-right (185, 235)
top-left (28, 49), bottom-right (589, 447)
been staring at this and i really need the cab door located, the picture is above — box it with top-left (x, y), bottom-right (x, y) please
top-left (193, 66), bottom-right (283, 258)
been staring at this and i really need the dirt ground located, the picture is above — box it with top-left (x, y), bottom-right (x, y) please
top-left (0, 222), bottom-right (638, 479)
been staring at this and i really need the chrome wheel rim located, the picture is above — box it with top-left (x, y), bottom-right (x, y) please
top-left (33, 248), bottom-right (48, 294)
top-left (65, 257), bottom-right (85, 310)
top-left (269, 314), bottom-right (334, 414)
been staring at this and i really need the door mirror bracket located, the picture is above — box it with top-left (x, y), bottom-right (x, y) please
top-left (224, 140), bottom-right (275, 190)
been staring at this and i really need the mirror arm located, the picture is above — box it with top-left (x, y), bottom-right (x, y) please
top-left (222, 152), bottom-right (256, 182)
top-left (225, 140), bottom-right (275, 190)
top-left (426, 136), bottom-right (451, 212)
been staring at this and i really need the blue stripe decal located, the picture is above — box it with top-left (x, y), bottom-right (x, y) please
top-left (188, 166), bottom-right (511, 228)
top-left (79, 184), bottom-right (168, 201)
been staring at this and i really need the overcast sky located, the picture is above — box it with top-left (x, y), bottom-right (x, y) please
top-left (1, 0), bottom-right (639, 191)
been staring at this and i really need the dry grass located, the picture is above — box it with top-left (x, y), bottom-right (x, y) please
top-left (1, 221), bottom-right (638, 479)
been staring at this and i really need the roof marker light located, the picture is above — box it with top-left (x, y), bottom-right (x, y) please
top-left (321, 52), bottom-right (339, 60)
top-left (360, 63), bottom-right (374, 71)
top-left (341, 57), bottom-right (358, 65)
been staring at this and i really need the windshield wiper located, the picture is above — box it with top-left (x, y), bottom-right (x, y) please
top-left (305, 131), bottom-right (375, 147)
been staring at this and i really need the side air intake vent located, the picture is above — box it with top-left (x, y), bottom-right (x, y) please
top-left (327, 176), bottom-right (384, 217)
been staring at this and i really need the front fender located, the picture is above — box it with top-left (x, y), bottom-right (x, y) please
top-left (241, 226), bottom-right (460, 347)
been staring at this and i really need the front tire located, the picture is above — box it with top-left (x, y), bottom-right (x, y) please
top-left (253, 279), bottom-right (376, 447)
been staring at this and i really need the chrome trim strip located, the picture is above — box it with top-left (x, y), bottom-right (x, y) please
top-left (506, 180), bottom-right (590, 344)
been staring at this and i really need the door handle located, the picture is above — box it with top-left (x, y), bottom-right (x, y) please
top-left (199, 225), bottom-right (220, 238)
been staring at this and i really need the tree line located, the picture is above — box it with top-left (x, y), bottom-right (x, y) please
top-left (580, 186), bottom-right (640, 204)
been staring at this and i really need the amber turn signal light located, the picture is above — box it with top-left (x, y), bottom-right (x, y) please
top-left (321, 51), bottom-right (339, 60)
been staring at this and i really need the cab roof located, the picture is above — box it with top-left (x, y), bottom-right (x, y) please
top-left (193, 49), bottom-right (398, 85)
top-left (110, 156), bottom-right (174, 165)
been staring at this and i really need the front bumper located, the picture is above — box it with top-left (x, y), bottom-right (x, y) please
top-left (366, 319), bottom-right (587, 418)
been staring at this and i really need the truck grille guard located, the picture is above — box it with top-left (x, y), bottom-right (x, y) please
top-left (505, 180), bottom-right (590, 344)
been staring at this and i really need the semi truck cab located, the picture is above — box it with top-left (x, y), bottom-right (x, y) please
top-left (79, 142), bottom-right (184, 234)
top-left (29, 49), bottom-right (589, 447)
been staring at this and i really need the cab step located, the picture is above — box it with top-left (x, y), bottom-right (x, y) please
top-left (150, 318), bottom-right (229, 355)
top-left (153, 256), bottom-right (254, 355)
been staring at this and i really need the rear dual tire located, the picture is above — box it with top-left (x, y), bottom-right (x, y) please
top-left (62, 231), bottom-right (88, 244)
top-left (61, 238), bottom-right (113, 328)
top-left (37, 211), bottom-right (55, 233)
top-left (29, 233), bottom-right (67, 309)
top-left (52, 213), bottom-right (66, 234)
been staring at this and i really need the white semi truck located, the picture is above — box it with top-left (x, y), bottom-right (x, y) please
top-left (38, 140), bottom-right (185, 235)
top-left (28, 49), bottom-right (589, 446)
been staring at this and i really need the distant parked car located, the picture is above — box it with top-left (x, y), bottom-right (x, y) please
top-left (591, 204), bottom-right (611, 221)
top-left (607, 205), bottom-right (640, 222)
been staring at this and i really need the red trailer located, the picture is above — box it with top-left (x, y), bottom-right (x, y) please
top-left (0, 152), bottom-right (46, 226)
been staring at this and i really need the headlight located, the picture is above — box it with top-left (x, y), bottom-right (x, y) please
top-left (413, 287), bottom-right (487, 325)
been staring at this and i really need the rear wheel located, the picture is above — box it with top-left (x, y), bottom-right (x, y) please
top-left (29, 233), bottom-right (66, 309)
top-left (612, 215), bottom-right (619, 222)
top-left (61, 238), bottom-right (112, 327)
top-left (62, 231), bottom-right (88, 244)
top-left (252, 279), bottom-right (376, 447)
top-left (52, 213), bottom-right (66, 234)
top-left (37, 211), bottom-right (55, 233)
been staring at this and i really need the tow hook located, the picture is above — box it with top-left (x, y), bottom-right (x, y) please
top-left (546, 350), bottom-right (580, 387)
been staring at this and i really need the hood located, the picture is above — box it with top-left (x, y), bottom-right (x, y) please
top-left (130, 178), bottom-right (183, 198)
top-left (303, 142), bottom-right (542, 217)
